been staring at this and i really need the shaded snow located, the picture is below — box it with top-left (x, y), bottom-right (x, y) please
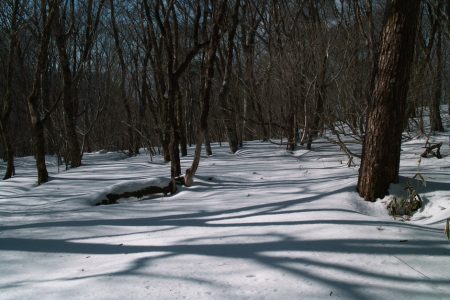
top-left (1, 112), bottom-right (450, 299)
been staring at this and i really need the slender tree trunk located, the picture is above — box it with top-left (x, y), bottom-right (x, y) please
top-left (185, 0), bottom-right (228, 186)
top-left (357, 0), bottom-right (421, 201)
top-left (110, 0), bottom-right (135, 156)
top-left (430, 27), bottom-right (444, 132)
top-left (138, 52), bottom-right (150, 154)
top-left (178, 90), bottom-right (188, 157)
top-left (287, 103), bottom-right (296, 151)
top-left (204, 128), bottom-right (212, 156)
top-left (307, 53), bottom-right (327, 150)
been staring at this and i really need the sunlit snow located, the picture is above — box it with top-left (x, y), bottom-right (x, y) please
top-left (1, 113), bottom-right (449, 299)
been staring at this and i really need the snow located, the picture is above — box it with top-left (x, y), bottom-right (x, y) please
top-left (1, 114), bottom-right (450, 299)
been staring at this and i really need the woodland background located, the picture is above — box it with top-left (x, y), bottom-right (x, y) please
top-left (0, 0), bottom-right (448, 190)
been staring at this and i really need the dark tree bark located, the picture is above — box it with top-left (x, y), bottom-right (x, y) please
top-left (430, 21), bottom-right (444, 132)
top-left (178, 89), bottom-right (188, 157)
top-left (27, 3), bottom-right (58, 185)
top-left (442, 0), bottom-right (450, 115)
top-left (0, 0), bottom-right (19, 180)
top-left (204, 128), bottom-right (213, 156)
top-left (357, 0), bottom-right (421, 201)
top-left (448, 0), bottom-right (450, 115)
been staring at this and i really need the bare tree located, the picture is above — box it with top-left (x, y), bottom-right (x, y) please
top-left (51, 0), bottom-right (106, 167)
top-left (184, 0), bottom-right (228, 186)
top-left (143, 0), bottom-right (205, 178)
top-left (27, 1), bottom-right (58, 184)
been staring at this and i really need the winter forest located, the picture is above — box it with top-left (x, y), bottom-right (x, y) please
top-left (1, 0), bottom-right (450, 299)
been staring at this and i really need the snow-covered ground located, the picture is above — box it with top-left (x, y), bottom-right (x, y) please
top-left (1, 115), bottom-right (450, 299)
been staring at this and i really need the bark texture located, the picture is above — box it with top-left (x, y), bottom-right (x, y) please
top-left (357, 0), bottom-right (420, 201)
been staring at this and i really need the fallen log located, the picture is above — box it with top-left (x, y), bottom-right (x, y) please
top-left (96, 179), bottom-right (176, 205)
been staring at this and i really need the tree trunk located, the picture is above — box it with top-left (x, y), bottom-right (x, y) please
top-left (357, 0), bottom-right (421, 201)
top-left (52, 2), bottom-right (82, 167)
top-left (430, 27), bottom-right (444, 132)
top-left (447, 0), bottom-right (450, 115)
top-left (185, 0), bottom-right (228, 186)
top-left (178, 90), bottom-right (188, 157)
top-left (1, 0), bottom-right (20, 180)
top-left (168, 78), bottom-right (181, 178)
top-left (204, 128), bottom-right (213, 156)
top-left (29, 88), bottom-right (49, 185)
top-left (307, 51), bottom-right (327, 150)
top-left (110, 0), bottom-right (135, 156)
top-left (0, 122), bottom-right (15, 180)
top-left (219, 0), bottom-right (240, 154)
top-left (287, 107), bottom-right (296, 151)
top-left (26, 3), bottom-right (58, 184)
top-left (32, 121), bottom-right (49, 184)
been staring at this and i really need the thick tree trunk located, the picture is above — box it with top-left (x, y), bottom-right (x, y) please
top-left (357, 0), bottom-right (421, 201)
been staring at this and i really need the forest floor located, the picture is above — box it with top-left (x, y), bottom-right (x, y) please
top-left (1, 112), bottom-right (450, 299)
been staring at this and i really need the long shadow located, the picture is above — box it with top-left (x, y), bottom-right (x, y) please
top-left (0, 236), bottom-right (448, 260)
top-left (0, 185), bottom-right (442, 234)
top-left (1, 235), bottom-right (448, 299)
